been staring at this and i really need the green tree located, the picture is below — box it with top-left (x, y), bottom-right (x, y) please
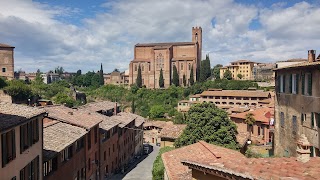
top-left (223, 69), bottom-right (233, 80)
top-left (131, 98), bottom-right (135, 113)
top-left (0, 77), bottom-right (7, 89)
top-left (212, 64), bottom-right (223, 79)
top-left (76, 69), bottom-right (82, 76)
top-left (83, 71), bottom-right (95, 87)
top-left (205, 54), bottom-right (211, 79)
top-left (99, 63), bottom-right (104, 86)
top-left (172, 65), bottom-right (179, 86)
top-left (149, 105), bottom-right (166, 119)
top-left (91, 73), bottom-right (101, 88)
top-left (159, 68), bottom-right (164, 88)
top-left (237, 74), bottom-right (243, 79)
top-left (152, 146), bottom-right (175, 180)
top-left (183, 74), bottom-right (186, 87)
top-left (53, 92), bottom-right (75, 107)
top-left (199, 60), bottom-right (206, 82)
top-left (175, 102), bottom-right (238, 149)
top-left (4, 80), bottom-right (32, 102)
top-left (136, 65), bottom-right (142, 88)
top-left (54, 66), bottom-right (64, 77)
top-left (245, 113), bottom-right (256, 140)
top-left (190, 66), bottom-right (194, 86)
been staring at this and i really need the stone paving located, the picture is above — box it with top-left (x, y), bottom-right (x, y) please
top-left (109, 144), bottom-right (160, 180)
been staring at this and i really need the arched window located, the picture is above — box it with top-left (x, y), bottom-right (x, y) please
top-left (188, 63), bottom-right (191, 70)
top-left (142, 64), bottom-right (144, 71)
top-left (181, 63), bottom-right (183, 70)
top-left (135, 65), bottom-right (137, 71)
top-left (195, 33), bottom-right (198, 41)
top-left (156, 53), bottom-right (164, 70)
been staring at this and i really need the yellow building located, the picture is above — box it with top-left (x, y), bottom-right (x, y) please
top-left (220, 60), bottom-right (255, 80)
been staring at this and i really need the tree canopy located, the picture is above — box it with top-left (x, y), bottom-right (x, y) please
top-left (172, 65), bottom-right (179, 86)
top-left (189, 66), bottom-right (194, 86)
top-left (136, 65), bottom-right (142, 88)
top-left (199, 54), bottom-right (211, 82)
top-left (99, 63), bottom-right (104, 86)
top-left (212, 64), bottom-right (223, 79)
top-left (159, 68), bottom-right (164, 88)
top-left (4, 80), bottom-right (32, 102)
top-left (174, 102), bottom-right (238, 149)
top-left (223, 69), bottom-right (233, 80)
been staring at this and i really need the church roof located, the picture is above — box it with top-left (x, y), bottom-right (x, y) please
top-left (135, 42), bottom-right (195, 47)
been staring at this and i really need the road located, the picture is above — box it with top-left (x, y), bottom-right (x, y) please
top-left (109, 145), bottom-right (160, 180)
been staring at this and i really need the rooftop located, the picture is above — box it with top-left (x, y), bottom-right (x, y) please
top-left (118, 112), bottom-right (145, 127)
top-left (189, 94), bottom-right (201, 98)
top-left (135, 42), bottom-right (195, 47)
top-left (231, 60), bottom-right (255, 63)
top-left (0, 102), bottom-right (46, 132)
top-left (43, 106), bottom-right (104, 130)
top-left (230, 107), bottom-right (274, 124)
top-left (276, 58), bottom-right (307, 63)
top-left (43, 119), bottom-right (87, 160)
top-left (144, 121), bottom-right (173, 129)
top-left (160, 124), bottom-right (186, 139)
top-left (79, 101), bottom-right (117, 112)
top-left (0, 43), bottom-right (14, 48)
top-left (200, 90), bottom-right (271, 98)
top-left (99, 116), bottom-right (120, 131)
top-left (163, 141), bottom-right (320, 180)
top-left (275, 61), bottom-right (320, 70)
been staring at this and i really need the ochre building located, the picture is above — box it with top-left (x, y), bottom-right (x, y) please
top-left (129, 27), bottom-right (202, 88)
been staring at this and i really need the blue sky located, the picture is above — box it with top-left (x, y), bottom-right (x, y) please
top-left (1, 0), bottom-right (320, 73)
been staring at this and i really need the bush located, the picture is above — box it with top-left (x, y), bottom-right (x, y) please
top-left (152, 146), bottom-right (175, 180)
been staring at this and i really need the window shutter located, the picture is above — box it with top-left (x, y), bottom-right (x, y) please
top-left (289, 74), bottom-right (292, 93)
top-left (283, 75), bottom-right (286, 93)
top-left (301, 74), bottom-right (305, 95)
top-left (311, 112), bottom-right (314, 128)
top-left (308, 73), bottom-right (312, 95)
top-left (28, 123), bottom-right (32, 147)
top-left (296, 74), bottom-right (299, 94)
top-left (317, 113), bottom-right (320, 128)
top-left (20, 126), bottom-right (23, 153)
top-left (301, 113), bottom-right (304, 125)
top-left (12, 129), bottom-right (16, 159)
top-left (2, 133), bottom-right (7, 167)
top-left (276, 75), bottom-right (280, 93)
top-left (35, 119), bottom-right (39, 143)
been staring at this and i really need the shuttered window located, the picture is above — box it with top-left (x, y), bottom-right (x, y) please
top-left (301, 74), bottom-right (305, 95)
top-left (289, 74), bottom-right (292, 93)
top-left (20, 119), bottom-right (39, 153)
top-left (1, 129), bottom-right (16, 167)
top-left (311, 112), bottom-right (315, 128)
top-left (296, 74), bottom-right (299, 94)
top-left (307, 73), bottom-right (312, 96)
top-left (20, 156), bottom-right (39, 180)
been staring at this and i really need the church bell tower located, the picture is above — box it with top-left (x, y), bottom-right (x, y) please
top-left (192, 26), bottom-right (202, 80)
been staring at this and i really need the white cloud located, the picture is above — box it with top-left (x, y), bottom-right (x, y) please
top-left (0, 0), bottom-right (320, 73)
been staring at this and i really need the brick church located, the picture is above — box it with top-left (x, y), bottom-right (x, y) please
top-left (129, 27), bottom-right (202, 88)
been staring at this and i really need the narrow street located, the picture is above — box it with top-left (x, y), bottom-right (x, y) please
top-left (109, 145), bottom-right (160, 180)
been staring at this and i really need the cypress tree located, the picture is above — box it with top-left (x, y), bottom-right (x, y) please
top-left (199, 60), bottom-right (206, 82)
top-left (99, 63), bottom-right (104, 86)
top-left (131, 98), bottom-right (135, 113)
top-left (136, 65), bottom-right (142, 88)
top-left (206, 54), bottom-right (211, 78)
top-left (172, 65), bottom-right (179, 86)
top-left (159, 68), bottom-right (164, 88)
top-left (190, 66), bottom-right (194, 86)
top-left (183, 74), bottom-right (186, 87)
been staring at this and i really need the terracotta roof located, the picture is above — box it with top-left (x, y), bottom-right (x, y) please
top-left (275, 61), bottom-right (320, 70)
top-left (228, 107), bottom-right (250, 113)
top-left (276, 58), bottom-right (307, 63)
top-left (0, 102), bottom-right (46, 132)
top-left (231, 59), bottom-right (254, 63)
top-left (160, 124), bottom-right (186, 139)
top-left (43, 120), bottom-right (86, 160)
top-left (0, 43), bottom-right (14, 48)
top-left (99, 117), bottom-right (120, 131)
top-left (144, 121), bottom-right (173, 129)
top-left (79, 101), bottom-right (117, 112)
top-left (135, 42), bottom-right (195, 47)
top-left (117, 112), bottom-right (145, 127)
top-left (200, 90), bottom-right (270, 98)
top-left (110, 114), bottom-right (135, 128)
top-left (190, 94), bottom-right (201, 98)
top-left (163, 141), bottom-right (320, 180)
top-left (229, 107), bottom-right (273, 124)
top-left (43, 106), bottom-right (103, 130)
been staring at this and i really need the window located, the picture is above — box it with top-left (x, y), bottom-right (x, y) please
top-left (20, 119), bottom-right (39, 153)
top-left (88, 158), bottom-right (91, 171)
top-left (1, 129), bottom-right (16, 167)
top-left (302, 73), bottom-right (312, 95)
top-left (113, 144), bottom-right (115, 152)
top-left (290, 74), bottom-right (298, 94)
top-left (279, 75), bottom-right (285, 93)
top-left (43, 157), bottom-right (58, 177)
top-left (156, 53), bottom-right (164, 70)
top-left (134, 65), bottom-right (137, 71)
top-left (142, 65), bottom-right (144, 71)
top-left (20, 156), bottom-right (39, 180)
top-left (292, 115), bottom-right (297, 135)
top-left (88, 130), bottom-right (91, 150)
top-left (188, 63), bottom-right (191, 70)
top-left (301, 113), bottom-right (306, 125)
top-left (61, 146), bottom-right (73, 162)
top-left (317, 113), bottom-right (320, 128)
top-left (2, 68), bottom-right (6, 72)
top-left (181, 64), bottom-right (183, 70)
top-left (311, 112), bottom-right (315, 128)
top-left (75, 137), bottom-right (84, 151)
top-left (280, 112), bottom-right (285, 128)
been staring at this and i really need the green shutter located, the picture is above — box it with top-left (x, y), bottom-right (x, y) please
top-left (12, 130), bottom-right (16, 159)
top-left (283, 75), bottom-right (286, 93)
top-left (277, 75), bottom-right (280, 93)
top-left (308, 73), bottom-right (312, 95)
top-left (301, 113), bottom-right (304, 125)
top-left (1, 133), bottom-right (7, 167)
top-left (28, 123), bottom-right (32, 147)
top-left (301, 74), bottom-right (305, 95)
top-left (311, 112), bottom-right (314, 128)
top-left (296, 74), bottom-right (299, 94)
top-left (20, 126), bottom-right (23, 153)
top-left (289, 74), bottom-right (292, 93)
top-left (317, 113), bottom-right (320, 128)
top-left (35, 119), bottom-right (39, 143)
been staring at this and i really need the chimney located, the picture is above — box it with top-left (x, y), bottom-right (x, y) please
top-left (114, 102), bottom-right (118, 115)
top-left (296, 134), bottom-right (311, 163)
top-left (308, 50), bottom-right (316, 63)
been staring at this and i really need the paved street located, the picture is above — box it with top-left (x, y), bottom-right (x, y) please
top-left (109, 145), bottom-right (160, 180)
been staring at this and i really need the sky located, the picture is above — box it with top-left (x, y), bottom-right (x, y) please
top-left (0, 0), bottom-right (320, 73)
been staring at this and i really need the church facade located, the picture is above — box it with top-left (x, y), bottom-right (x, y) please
top-left (129, 27), bottom-right (202, 88)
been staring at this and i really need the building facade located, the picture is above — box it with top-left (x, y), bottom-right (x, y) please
top-left (104, 70), bottom-right (129, 86)
top-left (274, 50), bottom-right (320, 157)
top-left (129, 27), bottom-right (202, 88)
top-left (0, 43), bottom-right (14, 80)
top-left (220, 60), bottom-right (255, 80)
top-left (252, 63), bottom-right (275, 81)
top-left (0, 102), bottom-right (45, 180)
